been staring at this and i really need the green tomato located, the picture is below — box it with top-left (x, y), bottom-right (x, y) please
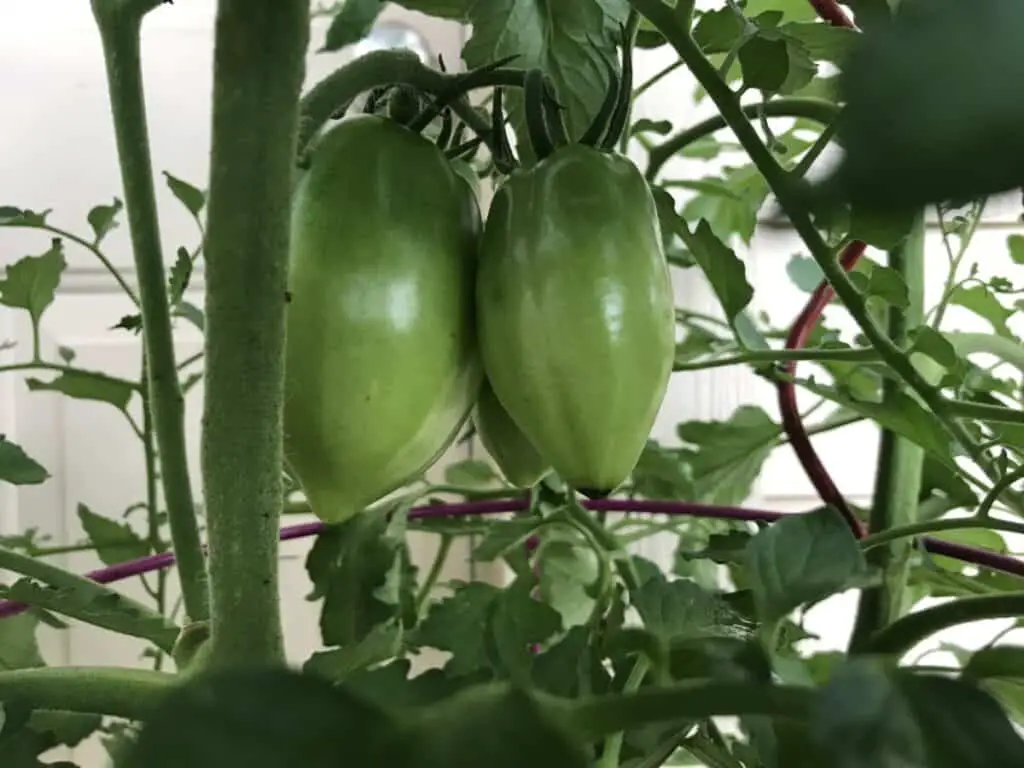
top-left (285, 114), bottom-right (482, 523)
top-left (476, 144), bottom-right (674, 496)
top-left (473, 378), bottom-right (548, 489)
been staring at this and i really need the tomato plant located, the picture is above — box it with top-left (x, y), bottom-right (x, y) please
top-left (3, 0), bottom-right (1024, 766)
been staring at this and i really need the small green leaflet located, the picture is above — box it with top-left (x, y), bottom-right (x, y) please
top-left (87, 198), bottom-right (123, 245)
top-left (0, 436), bottom-right (49, 485)
top-left (163, 172), bottom-right (205, 219)
top-left (77, 503), bottom-right (150, 567)
top-left (0, 239), bottom-right (66, 330)
top-left (320, 0), bottom-right (384, 53)
top-left (26, 370), bottom-right (134, 413)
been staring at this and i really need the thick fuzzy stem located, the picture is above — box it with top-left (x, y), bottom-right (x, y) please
top-left (201, 0), bottom-right (309, 667)
top-left (0, 667), bottom-right (173, 720)
top-left (90, 0), bottom-right (209, 623)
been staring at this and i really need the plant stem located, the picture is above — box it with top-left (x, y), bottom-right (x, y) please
top-left (930, 202), bottom-right (983, 329)
top-left (0, 667), bottom-right (173, 719)
top-left (634, 59), bottom-right (684, 99)
top-left (141, 353), bottom-right (169, 666)
top-left (645, 97), bottom-right (839, 179)
top-left (867, 593), bottom-right (1024, 657)
top-left (91, 0), bottom-right (209, 623)
top-left (976, 465), bottom-right (1024, 518)
top-left (860, 516), bottom-right (1024, 551)
top-left (850, 213), bottom-right (926, 652)
top-left (598, 656), bottom-right (651, 768)
top-left (200, 0), bottom-right (309, 668)
top-left (673, 346), bottom-right (879, 372)
top-left (0, 545), bottom-right (179, 650)
top-left (944, 399), bottom-right (1024, 426)
top-left (415, 535), bottom-right (453, 615)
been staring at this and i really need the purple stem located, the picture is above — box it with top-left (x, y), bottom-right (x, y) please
top-left (0, 498), bottom-right (1019, 620)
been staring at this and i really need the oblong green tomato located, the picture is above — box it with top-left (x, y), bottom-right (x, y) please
top-left (285, 115), bottom-right (482, 523)
top-left (476, 144), bottom-right (674, 496)
top-left (473, 379), bottom-right (548, 489)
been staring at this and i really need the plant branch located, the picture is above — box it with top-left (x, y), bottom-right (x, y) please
top-left (861, 516), bottom-right (1024, 551)
top-left (0, 666), bottom-right (173, 719)
top-left (867, 593), bottom-right (1024, 657)
top-left (851, 213), bottom-right (927, 651)
top-left (646, 97), bottom-right (839, 180)
top-left (91, 0), bottom-right (209, 623)
top-left (0, 545), bottom-right (179, 651)
top-left (944, 399), bottom-right (1024, 426)
top-left (673, 346), bottom-right (879, 372)
top-left (200, 0), bottom-right (309, 668)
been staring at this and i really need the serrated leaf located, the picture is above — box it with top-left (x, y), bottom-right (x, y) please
top-left (162, 172), bottom-right (205, 218)
top-left (745, 506), bottom-right (868, 624)
top-left (87, 198), bottom-right (123, 245)
top-left (0, 207), bottom-right (50, 227)
top-left (950, 284), bottom-right (1015, 339)
top-left (0, 240), bottom-right (66, 329)
top-left (167, 247), bottom-right (193, 305)
top-left (77, 503), bottom-right (150, 567)
top-left (462, 0), bottom-right (624, 156)
top-left (320, 0), bottom-right (383, 52)
top-left (113, 314), bottom-right (143, 334)
top-left (630, 440), bottom-right (694, 500)
top-left (739, 35), bottom-right (791, 93)
top-left (444, 458), bottom-right (500, 489)
top-left (304, 504), bottom-right (410, 648)
top-left (415, 581), bottom-right (502, 675)
top-left (633, 570), bottom-right (752, 642)
top-left (0, 437), bottom-right (49, 486)
top-left (780, 21), bottom-right (859, 64)
top-left (911, 327), bottom-right (959, 369)
top-left (676, 405), bottom-right (779, 506)
top-left (488, 577), bottom-right (563, 680)
top-left (693, 7), bottom-right (745, 54)
top-left (304, 620), bottom-right (402, 683)
top-left (471, 517), bottom-right (544, 563)
top-left (26, 371), bottom-right (133, 413)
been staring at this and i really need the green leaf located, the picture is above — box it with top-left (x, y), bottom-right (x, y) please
top-left (688, 220), bottom-right (754, 324)
top-left (162, 172), bottom-right (205, 218)
top-left (793, 378), bottom-right (956, 469)
top-left (676, 405), bottom-right (780, 506)
top-left (472, 517), bottom-right (544, 563)
top-left (630, 441), bottom-right (694, 499)
top-left (462, 0), bottom-right (624, 152)
top-left (745, 506), bottom-right (868, 624)
top-left (633, 570), bottom-right (752, 642)
top-left (780, 22), bottom-right (859, 64)
top-left (174, 300), bottom-right (205, 332)
top-left (738, 35), bottom-right (791, 93)
top-left (0, 240), bottom-right (66, 330)
top-left (121, 667), bottom-right (400, 768)
top-left (911, 327), bottom-right (959, 369)
top-left (864, 264), bottom-right (909, 309)
top-left (87, 198), bottom-right (123, 245)
top-left (536, 540), bottom-right (599, 629)
top-left (444, 458), bottom-right (501, 489)
top-left (964, 645), bottom-right (1024, 724)
top-left (786, 254), bottom-right (824, 293)
top-left (848, 203), bottom-right (918, 249)
top-left (415, 581), bottom-right (502, 676)
top-left (26, 370), bottom-right (133, 413)
top-left (0, 614), bottom-right (45, 671)
top-left (321, 0), bottom-right (383, 52)
top-left (949, 284), bottom-right (1015, 338)
top-left (304, 620), bottom-right (403, 683)
top-left (304, 504), bottom-right (411, 648)
top-left (0, 437), bottom-right (49, 486)
top-left (488, 577), bottom-right (563, 680)
top-left (682, 164), bottom-right (769, 244)
top-left (0, 206), bottom-right (50, 227)
top-left (812, 659), bottom-right (1024, 767)
top-left (693, 7), bottom-right (745, 54)
top-left (1007, 234), bottom-right (1024, 265)
top-left (76, 503), bottom-right (150, 567)
top-left (167, 247), bottom-right (193, 305)
top-left (629, 118), bottom-right (672, 138)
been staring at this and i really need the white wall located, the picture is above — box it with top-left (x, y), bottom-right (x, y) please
top-left (1, 2), bottom-right (1022, 765)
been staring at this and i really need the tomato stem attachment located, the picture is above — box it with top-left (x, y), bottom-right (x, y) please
top-left (524, 68), bottom-right (557, 161)
top-left (580, 52), bottom-right (622, 148)
top-left (491, 88), bottom-right (518, 174)
top-left (603, 20), bottom-right (637, 152)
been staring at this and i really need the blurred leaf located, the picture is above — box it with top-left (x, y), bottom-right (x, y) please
top-left (746, 507), bottom-right (868, 624)
top-left (26, 371), bottom-right (133, 413)
top-left (739, 36), bottom-right (791, 93)
top-left (0, 206), bottom-right (50, 227)
top-left (848, 203), bottom-right (918, 249)
top-left (0, 614), bottom-right (45, 670)
top-left (693, 7), bottom-right (745, 54)
top-left (304, 620), bottom-right (403, 683)
top-left (633, 570), bottom-right (753, 642)
top-left (677, 406), bottom-right (779, 506)
top-left (630, 118), bottom-right (672, 138)
top-left (415, 581), bottom-right (502, 676)
top-left (631, 441), bottom-right (694, 499)
top-left (0, 240), bottom-right (66, 330)
top-left (174, 300), bottom-right (205, 332)
top-left (786, 254), bottom-right (824, 293)
top-left (780, 21), bottom-right (859, 64)
top-left (911, 327), bottom-right (959, 369)
top-left (682, 164), bottom-right (769, 244)
top-left (168, 247), bottom-right (193, 305)
top-left (444, 459), bottom-right (500, 489)
top-left (76, 503), bottom-right (150, 567)
top-left (321, 0), bottom-right (383, 52)
top-left (536, 540), bottom-right (599, 629)
top-left (950, 284), bottom-right (1015, 338)
top-left (488, 577), bottom-right (563, 680)
top-left (163, 172), bottom-right (205, 218)
top-left (0, 437), bottom-right (49, 486)
top-left (87, 198), bottom-right (123, 245)
top-left (1007, 234), bottom-right (1024, 265)
top-left (472, 518), bottom-right (544, 563)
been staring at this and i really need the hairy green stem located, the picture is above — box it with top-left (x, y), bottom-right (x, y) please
top-left (850, 213), bottom-right (926, 652)
top-left (559, 682), bottom-right (812, 740)
top-left (0, 667), bottom-right (173, 720)
top-left (673, 346), bottom-right (879, 372)
top-left (860, 516), bottom-right (1024, 550)
top-left (867, 593), bottom-right (1024, 657)
top-left (415, 535), bottom-right (453, 616)
top-left (0, 545), bottom-right (179, 651)
top-left (645, 97), bottom-right (839, 180)
top-left (141, 353), bottom-right (169, 668)
top-left (201, 0), bottom-right (309, 667)
top-left (91, 0), bottom-right (209, 623)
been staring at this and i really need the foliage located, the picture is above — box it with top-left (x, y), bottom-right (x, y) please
top-left (3, 0), bottom-right (1024, 767)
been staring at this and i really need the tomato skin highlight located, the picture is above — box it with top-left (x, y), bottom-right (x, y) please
top-left (476, 144), bottom-right (674, 494)
top-left (473, 379), bottom-right (549, 489)
top-left (284, 115), bottom-right (482, 523)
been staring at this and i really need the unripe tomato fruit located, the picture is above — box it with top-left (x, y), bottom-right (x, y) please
top-left (473, 379), bottom-right (548, 488)
top-left (284, 115), bottom-right (482, 523)
top-left (476, 144), bottom-right (674, 496)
